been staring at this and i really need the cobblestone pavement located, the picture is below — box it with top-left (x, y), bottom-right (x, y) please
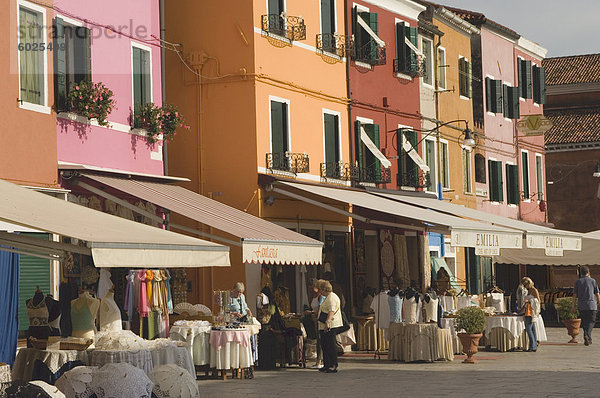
top-left (196, 327), bottom-right (600, 398)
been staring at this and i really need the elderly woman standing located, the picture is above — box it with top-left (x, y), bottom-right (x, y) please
top-left (317, 279), bottom-right (343, 373)
top-left (522, 277), bottom-right (540, 352)
top-left (230, 282), bottom-right (252, 320)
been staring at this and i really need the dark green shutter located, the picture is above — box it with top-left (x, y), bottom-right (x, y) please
top-left (324, 114), bottom-right (338, 163)
top-left (368, 13), bottom-right (378, 63)
top-left (406, 26), bottom-right (418, 74)
top-left (271, 101), bottom-right (287, 155)
top-left (533, 66), bottom-right (546, 104)
top-left (517, 59), bottom-right (522, 95)
top-left (503, 84), bottom-right (510, 118)
top-left (268, 0), bottom-right (282, 15)
top-left (74, 27), bottom-right (91, 84)
top-left (480, 257), bottom-right (493, 292)
top-left (522, 60), bottom-right (532, 99)
top-left (354, 120), bottom-right (363, 171)
top-left (493, 80), bottom-right (503, 114)
top-left (466, 60), bottom-right (472, 98)
top-left (459, 58), bottom-right (466, 96)
top-left (141, 50), bottom-right (151, 104)
top-left (18, 233), bottom-right (51, 331)
top-left (466, 248), bottom-right (480, 294)
top-left (497, 160), bottom-right (504, 202)
top-left (321, 0), bottom-right (334, 35)
top-left (522, 151), bottom-right (530, 200)
top-left (485, 77), bottom-right (493, 112)
top-left (54, 17), bottom-right (66, 111)
top-left (396, 22), bottom-right (405, 70)
top-left (510, 87), bottom-right (520, 119)
top-left (488, 159), bottom-right (496, 201)
top-left (84, 28), bottom-right (92, 81)
top-left (372, 124), bottom-right (381, 180)
top-left (505, 164), bottom-right (513, 204)
top-left (133, 48), bottom-right (142, 113)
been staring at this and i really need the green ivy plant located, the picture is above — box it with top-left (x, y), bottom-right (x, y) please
top-left (134, 103), bottom-right (189, 144)
top-left (555, 297), bottom-right (579, 320)
top-left (66, 81), bottom-right (115, 127)
top-left (455, 306), bottom-right (486, 334)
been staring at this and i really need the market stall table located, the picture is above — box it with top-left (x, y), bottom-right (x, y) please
top-left (483, 315), bottom-right (527, 352)
top-left (387, 323), bottom-right (453, 362)
top-left (209, 328), bottom-right (252, 379)
top-left (11, 348), bottom-right (88, 382)
top-left (170, 321), bottom-right (212, 366)
top-left (440, 318), bottom-right (463, 354)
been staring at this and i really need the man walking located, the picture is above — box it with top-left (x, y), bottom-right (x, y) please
top-left (572, 266), bottom-right (600, 345)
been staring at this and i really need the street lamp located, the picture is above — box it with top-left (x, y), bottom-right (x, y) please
top-left (462, 127), bottom-right (476, 147)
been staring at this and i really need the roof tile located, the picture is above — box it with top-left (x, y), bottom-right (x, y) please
top-left (543, 54), bottom-right (600, 85)
top-left (545, 107), bottom-right (600, 145)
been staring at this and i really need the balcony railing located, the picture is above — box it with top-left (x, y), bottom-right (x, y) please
top-left (261, 14), bottom-right (306, 41)
top-left (266, 152), bottom-right (310, 175)
top-left (353, 41), bottom-right (386, 66)
top-left (393, 58), bottom-right (422, 77)
top-left (320, 162), bottom-right (360, 181)
top-left (316, 33), bottom-right (354, 58)
top-left (358, 166), bottom-right (391, 185)
top-left (397, 170), bottom-right (430, 189)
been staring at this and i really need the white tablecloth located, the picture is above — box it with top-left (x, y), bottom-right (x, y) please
top-left (440, 318), bottom-right (462, 354)
top-left (484, 316), bottom-right (525, 340)
top-left (209, 329), bottom-right (252, 370)
top-left (12, 348), bottom-right (89, 382)
top-left (150, 345), bottom-right (195, 376)
top-left (170, 324), bottom-right (211, 366)
top-left (387, 323), bottom-right (453, 362)
top-left (87, 349), bottom-right (154, 374)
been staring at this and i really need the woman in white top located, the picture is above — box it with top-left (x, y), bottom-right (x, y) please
top-left (522, 277), bottom-right (540, 352)
top-left (317, 280), bottom-right (342, 373)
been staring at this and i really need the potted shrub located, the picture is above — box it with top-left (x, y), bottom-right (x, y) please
top-left (455, 306), bottom-right (486, 363)
top-left (66, 81), bottom-right (115, 126)
top-left (555, 297), bottom-right (580, 344)
top-left (134, 103), bottom-right (189, 144)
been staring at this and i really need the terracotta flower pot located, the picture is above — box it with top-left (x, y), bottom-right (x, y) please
top-left (562, 318), bottom-right (581, 344)
top-left (458, 333), bottom-right (483, 364)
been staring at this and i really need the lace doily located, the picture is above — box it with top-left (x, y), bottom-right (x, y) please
top-left (91, 363), bottom-right (153, 398)
top-left (55, 366), bottom-right (97, 398)
top-left (149, 364), bottom-right (199, 398)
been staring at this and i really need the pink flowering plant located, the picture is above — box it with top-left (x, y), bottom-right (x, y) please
top-left (66, 81), bottom-right (115, 127)
top-left (134, 103), bottom-right (189, 144)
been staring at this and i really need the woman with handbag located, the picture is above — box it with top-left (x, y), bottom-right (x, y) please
top-left (522, 277), bottom-right (540, 352)
top-left (317, 280), bottom-right (343, 373)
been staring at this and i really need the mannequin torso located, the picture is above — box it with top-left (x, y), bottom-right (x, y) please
top-left (99, 290), bottom-right (122, 332)
top-left (70, 291), bottom-right (100, 339)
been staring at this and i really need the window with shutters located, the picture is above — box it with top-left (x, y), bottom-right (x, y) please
top-left (458, 56), bottom-right (472, 98)
top-left (397, 128), bottom-right (419, 187)
top-left (422, 38), bottom-right (433, 86)
top-left (394, 21), bottom-right (418, 77)
top-left (521, 150), bottom-right (530, 200)
top-left (437, 47), bottom-right (446, 89)
top-left (462, 147), bottom-right (472, 193)
top-left (517, 58), bottom-right (532, 99)
top-left (441, 140), bottom-right (449, 189)
top-left (502, 84), bottom-right (520, 119)
top-left (355, 120), bottom-right (382, 183)
top-left (18, 3), bottom-right (47, 109)
top-left (475, 154), bottom-right (486, 183)
top-left (320, 0), bottom-right (335, 35)
top-left (323, 111), bottom-right (341, 178)
top-left (488, 159), bottom-right (503, 202)
top-left (424, 138), bottom-right (437, 192)
top-left (352, 6), bottom-right (384, 66)
top-left (505, 163), bottom-right (519, 205)
top-left (533, 65), bottom-right (546, 104)
top-left (53, 17), bottom-right (92, 111)
top-left (485, 77), bottom-right (503, 114)
top-left (267, 0), bottom-right (286, 37)
top-left (536, 154), bottom-right (544, 201)
top-left (132, 44), bottom-right (152, 116)
top-left (270, 99), bottom-right (290, 171)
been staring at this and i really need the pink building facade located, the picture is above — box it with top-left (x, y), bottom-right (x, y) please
top-left (54, 0), bottom-right (164, 176)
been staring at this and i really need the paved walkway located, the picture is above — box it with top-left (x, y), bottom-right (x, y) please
top-left (196, 327), bottom-right (600, 398)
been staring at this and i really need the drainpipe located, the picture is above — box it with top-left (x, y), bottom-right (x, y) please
top-left (344, 0), bottom-right (353, 167)
top-left (160, 0), bottom-right (168, 177)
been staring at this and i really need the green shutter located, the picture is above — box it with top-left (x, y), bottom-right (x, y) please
top-left (84, 28), bottom-right (92, 82)
top-left (268, 0), bottom-right (282, 15)
top-left (324, 114), bottom-right (338, 163)
top-left (467, 60), bottom-right (472, 98)
top-left (270, 101), bottom-right (287, 155)
top-left (133, 47), bottom-right (142, 113)
top-left (19, 8), bottom-right (43, 105)
top-left (368, 13), bottom-right (378, 63)
top-left (141, 50), bottom-right (151, 104)
top-left (396, 22), bottom-right (406, 69)
top-left (505, 164), bottom-right (513, 204)
top-left (513, 164), bottom-right (519, 203)
top-left (494, 80), bottom-right (503, 114)
top-left (522, 152), bottom-right (530, 200)
top-left (533, 66), bottom-right (546, 104)
top-left (497, 160), bottom-right (504, 202)
top-left (459, 58), bottom-right (466, 96)
top-left (74, 27), bottom-right (91, 84)
top-left (522, 60), bottom-right (532, 99)
top-left (503, 84), bottom-right (510, 118)
top-left (354, 120), bottom-right (363, 169)
top-left (466, 248), bottom-right (480, 294)
top-left (54, 17), bottom-right (66, 111)
top-left (511, 87), bottom-right (520, 119)
top-left (18, 233), bottom-right (51, 331)
top-left (372, 124), bottom-right (381, 181)
top-left (405, 26), bottom-right (418, 74)
top-left (485, 77), bottom-right (493, 112)
top-left (480, 257), bottom-right (493, 292)
top-left (321, 0), bottom-right (334, 35)
top-left (517, 59), bottom-right (522, 95)
top-left (488, 159), bottom-right (496, 201)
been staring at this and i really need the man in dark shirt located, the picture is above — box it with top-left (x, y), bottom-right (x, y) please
top-left (572, 266), bottom-right (600, 345)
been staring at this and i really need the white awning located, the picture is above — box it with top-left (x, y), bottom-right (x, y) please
top-left (360, 126), bottom-right (392, 168)
top-left (275, 181), bottom-right (523, 252)
top-left (404, 36), bottom-right (423, 57)
top-left (401, 133), bottom-right (430, 172)
top-left (372, 190), bottom-right (582, 257)
top-left (357, 16), bottom-right (385, 47)
top-left (0, 178), bottom-right (230, 268)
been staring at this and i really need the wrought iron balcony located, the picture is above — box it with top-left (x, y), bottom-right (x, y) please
top-left (316, 33), bottom-right (354, 58)
top-left (266, 152), bottom-right (309, 175)
top-left (353, 41), bottom-right (386, 66)
top-left (397, 170), bottom-right (431, 189)
top-left (358, 166), bottom-right (391, 185)
top-left (261, 14), bottom-right (306, 41)
top-left (393, 58), bottom-right (422, 77)
top-left (320, 162), bottom-right (360, 181)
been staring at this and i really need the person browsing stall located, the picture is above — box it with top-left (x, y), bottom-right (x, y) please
top-left (521, 277), bottom-right (540, 352)
top-left (572, 266), bottom-right (600, 346)
top-left (317, 280), bottom-right (342, 374)
top-left (230, 282), bottom-right (252, 321)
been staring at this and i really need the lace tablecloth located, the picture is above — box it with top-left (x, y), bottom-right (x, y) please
top-left (150, 345), bottom-right (195, 376)
top-left (87, 349), bottom-right (154, 374)
top-left (170, 321), bottom-right (211, 366)
top-left (0, 363), bottom-right (11, 383)
top-left (12, 348), bottom-right (89, 382)
top-left (209, 329), bottom-right (252, 370)
top-left (387, 323), bottom-right (453, 362)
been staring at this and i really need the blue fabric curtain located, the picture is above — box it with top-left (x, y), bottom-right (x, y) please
top-left (0, 249), bottom-right (19, 366)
